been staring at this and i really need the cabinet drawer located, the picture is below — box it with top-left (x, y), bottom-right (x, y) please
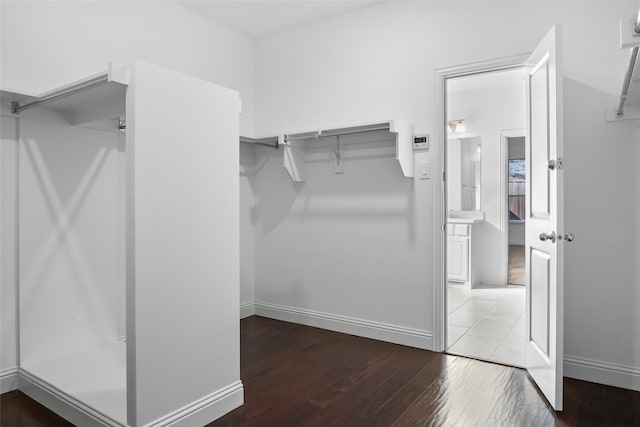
top-left (455, 224), bottom-right (469, 236)
top-left (447, 236), bottom-right (469, 282)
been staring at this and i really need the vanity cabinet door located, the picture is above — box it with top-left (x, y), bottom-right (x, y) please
top-left (447, 236), bottom-right (469, 282)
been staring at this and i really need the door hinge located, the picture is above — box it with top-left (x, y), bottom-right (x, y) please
top-left (442, 171), bottom-right (446, 181)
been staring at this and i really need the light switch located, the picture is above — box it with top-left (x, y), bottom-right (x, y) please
top-left (419, 161), bottom-right (431, 179)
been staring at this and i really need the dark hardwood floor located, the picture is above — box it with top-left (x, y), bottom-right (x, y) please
top-left (2, 316), bottom-right (639, 426)
top-left (1, 389), bottom-right (72, 427)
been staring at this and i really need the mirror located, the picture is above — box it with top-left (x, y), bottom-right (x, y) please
top-left (447, 136), bottom-right (481, 212)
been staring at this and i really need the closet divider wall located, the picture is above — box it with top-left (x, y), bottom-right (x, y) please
top-left (3, 60), bottom-right (243, 427)
top-left (126, 61), bottom-right (242, 427)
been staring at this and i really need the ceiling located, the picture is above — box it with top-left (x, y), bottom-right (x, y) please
top-left (177, 1), bottom-right (385, 39)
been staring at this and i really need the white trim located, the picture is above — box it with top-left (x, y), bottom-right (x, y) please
top-left (433, 64), bottom-right (447, 353)
top-left (143, 381), bottom-right (243, 427)
top-left (16, 368), bottom-right (243, 427)
top-left (1, 367), bottom-right (18, 393)
top-left (564, 355), bottom-right (640, 392)
top-left (240, 301), bottom-right (255, 319)
top-left (18, 368), bottom-right (125, 426)
top-left (434, 54), bottom-right (530, 353)
top-left (255, 301), bottom-right (432, 350)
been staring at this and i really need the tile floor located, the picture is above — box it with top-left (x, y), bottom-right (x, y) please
top-left (447, 284), bottom-right (525, 367)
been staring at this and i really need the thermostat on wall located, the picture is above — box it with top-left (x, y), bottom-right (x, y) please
top-left (413, 134), bottom-right (430, 150)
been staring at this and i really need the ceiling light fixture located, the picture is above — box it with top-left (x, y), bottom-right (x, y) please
top-left (447, 119), bottom-right (467, 134)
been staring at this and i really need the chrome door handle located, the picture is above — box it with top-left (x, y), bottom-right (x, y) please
top-left (539, 231), bottom-right (556, 243)
top-left (558, 232), bottom-right (574, 242)
top-left (547, 158), bottom-right (563, 170)
top-left (539, 231), bottom-right (573, 243)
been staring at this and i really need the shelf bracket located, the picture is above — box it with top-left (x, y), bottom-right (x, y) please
top-left (333, 135), bottom-right (344, 174)
top-left (391, 119), bottom-right (414, 178)
top-left (283, 135), bottom-right (305, 182)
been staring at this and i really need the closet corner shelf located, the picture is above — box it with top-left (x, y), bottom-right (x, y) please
top-left (274, 119), bottom-right (414, 183)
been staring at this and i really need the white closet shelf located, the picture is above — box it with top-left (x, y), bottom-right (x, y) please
top-left (278, 120), bottom-right (414, 182)
top-left (1, 63), bottom-right (129, 129)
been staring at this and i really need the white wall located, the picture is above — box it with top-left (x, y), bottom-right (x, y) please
top-left (255, 1), bottom-right (640, 388)
top-left (1, 116), bottom-right (19, 391)
top-left (0, 1), bottom-right (255, 135)
top-left (18, 120), bottom-right (124, 368)
top-left (253, 132), bottom-right (432, 344)
top-left (240, 143), bottom-right (256, 311)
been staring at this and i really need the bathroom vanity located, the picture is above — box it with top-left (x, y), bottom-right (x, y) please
top-left (447, 213), bottom-right (484, 288)
top-left (447, 135), bottom-right (484, 288)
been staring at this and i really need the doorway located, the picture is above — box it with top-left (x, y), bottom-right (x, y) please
top-left (506, 134), bottom-right (526, 286)
top-left (443, 67), bottom-right (527, 367)
top-left (434, 26), bottom-right (565, 411)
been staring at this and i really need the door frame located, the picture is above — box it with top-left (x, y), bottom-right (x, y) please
top-left (433, 53), bottom-right (530, 352)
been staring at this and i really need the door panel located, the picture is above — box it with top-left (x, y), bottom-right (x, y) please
top-left (525, 25), bottom-right (564, 411)
top-left (530, 248), bottom-right (550, 356)
top-left (530, 57), bottom-right (551, 218)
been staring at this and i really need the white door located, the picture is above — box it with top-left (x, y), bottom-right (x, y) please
top-left (525, 25), bottom-right (565, 410)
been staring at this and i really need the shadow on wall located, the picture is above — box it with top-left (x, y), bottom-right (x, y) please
top-left (19, 120), bottom-right (122, 345)
top-left (252, 134), bottom-right (415, 240)
top-left (562, 77), bottom-right (639, 365)
top-left (252, 144), bottom-right (304, 236)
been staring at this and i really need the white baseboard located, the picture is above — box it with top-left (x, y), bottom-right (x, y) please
top-left (19, 368), bottom-right (124, 426)
top-left (18, 368), bottom-right (243, 427)
top-left (240, 301), bottom-right (255, 319)
top-left (145, 381), bottom-right (243, 427)
top-left (254, 301), bottom-right (432, 350)
top-left (1, 367), bottom-right (18, 393)
top-left (564, 355), bottom-right (640, 392)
